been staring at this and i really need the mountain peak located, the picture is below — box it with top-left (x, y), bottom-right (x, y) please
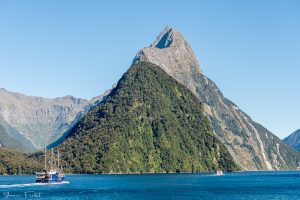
top-left (132, 26), bottom-right (202, 94)
top-left (150, 26), bottom-right (184, 49)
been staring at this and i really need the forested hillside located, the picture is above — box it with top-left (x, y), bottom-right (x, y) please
top-left (57, 62), bottom-right (239, 173)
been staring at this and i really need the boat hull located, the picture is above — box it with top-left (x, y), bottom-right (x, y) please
top-left (36, 172), bottom-right (65, 183)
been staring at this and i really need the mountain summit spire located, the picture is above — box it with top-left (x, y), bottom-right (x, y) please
top-left (132, 26), bottom-right (202, 93)
top-left (150, 26), bottom-right (185, 49)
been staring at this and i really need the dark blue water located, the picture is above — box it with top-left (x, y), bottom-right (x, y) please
top-left (1, 171), bottom-right (300, 199)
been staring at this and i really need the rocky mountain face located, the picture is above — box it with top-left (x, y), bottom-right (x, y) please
top-left (0, 115), bottom-right (36, 151)
top-left (132, 27), bottom-right (300, 170)
top-left (133, 26), bottom-right (201, 96)
top-left (284, 129), bottom-right (300, 151)
top-left (0, 88), bottom-right (89, 149)
top-left (57, 62), bottom-right (239, 173)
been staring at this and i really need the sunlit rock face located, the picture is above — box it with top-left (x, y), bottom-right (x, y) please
top-left (133, 26), bottom-right (201, 95)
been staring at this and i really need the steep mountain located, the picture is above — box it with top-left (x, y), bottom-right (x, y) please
top-left (284, 129), bottom-right (300, 151)
top-left (57, 62), bottom-right (239, 174)
top-left (132, 26), bottom-right (300, 170)
top-left (0, 88), bottom-right (89, 149)
top-left (0, 115), bottom-right (35, 151)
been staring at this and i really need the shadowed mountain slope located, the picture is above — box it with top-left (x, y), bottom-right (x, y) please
top-left (284, 129), bottom-right (300, 151)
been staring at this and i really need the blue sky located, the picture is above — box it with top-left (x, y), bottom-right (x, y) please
top-left (0, 0), bottom-right (299, 138)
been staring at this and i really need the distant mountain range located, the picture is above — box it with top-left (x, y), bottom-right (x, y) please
top-left (284, 129), bottom-right (300, 151)
top-left (0, 88), bottom-right (89, 150)
top-left (1, 26), bottom-right (299, 172)
top-left (0, 88), bottom-right (110, 151)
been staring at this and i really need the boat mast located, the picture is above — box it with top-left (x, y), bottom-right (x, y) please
top-left (44, 147), bottom-right (47, 171)
top-left (57, 151), bottom-right (60, 172)
top-left (51, 148), bottom-right (54, 170)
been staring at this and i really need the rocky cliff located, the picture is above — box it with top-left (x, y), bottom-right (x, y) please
top-left (132, 27), bottom-right (300, 170)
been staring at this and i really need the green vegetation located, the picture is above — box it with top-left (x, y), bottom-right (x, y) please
top-left (58, 62), bottom-right (239, 173)
top-left (0, 147), bottom-right (43, 175)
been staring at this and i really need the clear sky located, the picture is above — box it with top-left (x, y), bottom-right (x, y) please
top-left (0, 0), bottom-right (299, 138)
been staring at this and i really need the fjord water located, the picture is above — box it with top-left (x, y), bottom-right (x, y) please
top-left (1, 172), bottom-right (300, 200)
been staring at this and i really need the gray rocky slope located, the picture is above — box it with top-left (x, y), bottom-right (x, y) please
top-left (284, 129), bottom-right (300, 151)
top-left (133, 26), bottom-right (300, 170)
top-left (0, 115), bottom-right (36, 151)
top-left (0, 85), bottom-right (112, 151)
top-left (0, 88), bottom-right (89, 149)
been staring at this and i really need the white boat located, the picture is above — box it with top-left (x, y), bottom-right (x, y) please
top-left (216, 170), bottom-right (223, 176)
top-left (35, 148), bottom-right (66, 184)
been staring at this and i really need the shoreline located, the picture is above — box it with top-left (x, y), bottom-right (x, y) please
top-left (1, 170), bottom-right (299, 176)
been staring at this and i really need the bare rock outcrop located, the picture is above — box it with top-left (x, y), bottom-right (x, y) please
top-left (133, 26), bottom-right (201, 95)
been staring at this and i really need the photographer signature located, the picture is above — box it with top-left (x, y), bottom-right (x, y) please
top-left (3, 191), bottom-right (41, 199)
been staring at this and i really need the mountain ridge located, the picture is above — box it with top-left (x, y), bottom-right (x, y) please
top-left (0, 88), bottom-right (89, 149)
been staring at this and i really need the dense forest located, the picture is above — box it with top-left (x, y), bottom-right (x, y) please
top-left (0, 147), bottom-right (43, 175)
top-left (56, 62), bottom-right (239, 174)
